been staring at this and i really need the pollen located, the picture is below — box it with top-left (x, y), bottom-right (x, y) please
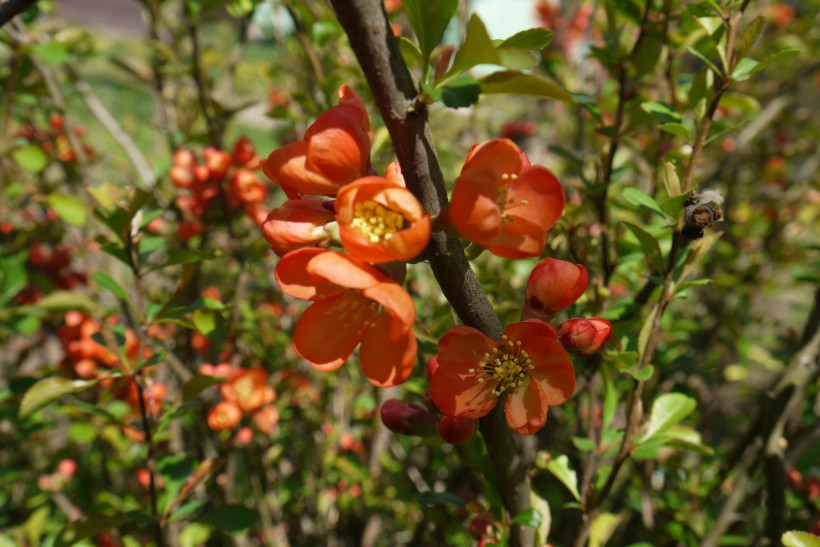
top-left (350, 200), bottom-right (407, 243)
top-left (467, 340), bottom-right (535, 397)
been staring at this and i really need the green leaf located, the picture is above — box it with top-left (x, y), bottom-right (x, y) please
top-left (530, 492), bottom-right (552, 545)
top-left (33, 42), bottom-right (68, 65)
top-left (731, 57), bottom-right (758, 81)
top-left (12, 145), bottom-right (48, 173)
top-left (496, 48), bottom-right (538, 70)
top-left (34, 291), bottom-right (95, 312)
top-left (397, 36), bottom-right (422, 68)
top-left (94, 207), bottom-right (130, 241)
top-left (660, 192), bottom-right (690, 219)
top-left (660, 162), bottom-right (682, 200)
top-left (640, 101), bottom-right (682, 124)
top-left (688, 70), bottom-right (712, 110)
top-left (418, 491), bottom-right (466, 506)
top-left (687, 44), bottom-right (722, 76)
top-left (56, 514), bottom-right (126, 547)
top-left (632, 364), bottom-right (654, 381)
top-left (658, 122), bottom-right (692, 142)
top-left (637, 305), bottom-right (658, 360)
top-left (403, 0), bottom-right (458, 71)
top-left (639, 393), bottom-right (697, 444)
top-left (0, 254), bottom-right (27, 305)
top-left (513, 508), bottom-right (544, 529)
top-left (479, 70), bottom-right (571, 101)
top-left (162, 249), bottom-right (218, 268)
top-left (623, 222), bottom-right (665, 275)
top-left (781, 531), bottom-right (820, 547)
top-left (91, 272), bottom-right (132, 308)
top-left (437, 76), bottom-right (482, 108)
top-left (734, 15), bottom-right (764, 62)
top-left (751, 48), bottom-right (800, 74)
top-left (181, 374), bottom-right (223, 402)
top-left (19, 377), bottom-right (102, 418)
top-left (200, 504), bottom-right (257, 535)
top-left (621, 187), bottom-right (668, 218)
top-left (180, 523), bottom-right (212, 547)
top-left (192, 308), bottom-right (216, 336)
top-left (442, 14), bottom-right (500, 81)
top-left (543, 455), bottom-right (581, 502)
top-left (159, 456), bottom-right (197, 512)
top-left (46, 194), bottom-right (87, 226)
top-left (589, 512), bottom-right (621, 547)
top-left (499, 28), bottom-right (552, 50)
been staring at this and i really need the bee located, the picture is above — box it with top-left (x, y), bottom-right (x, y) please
top-left (682, 189), bottom-right (724, 240)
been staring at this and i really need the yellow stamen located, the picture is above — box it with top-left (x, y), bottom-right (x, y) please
top-left (350, 200), bottom-right (407, 243)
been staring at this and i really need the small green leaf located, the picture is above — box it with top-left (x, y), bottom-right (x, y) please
top-left (442, 14), bottom-right (500, 81)
top-left (47, 194), bottom-right (87, 226)
top-left (479, 70), bottom-right (571, 101)
top-left (33, 42), bottom-right (68, 65)
top-left (403, 0), bottom-right (458, 70)
top-left (19, 377), bottom-right (102, 418)
top-left (623, 222), bottom-right (665, 275)
top-left (751, 48), bottom-right (800, 74)
top-left (637, 305), bottom-right (658, 360)
top-left (542, 455), bottom-right (581, 502)
top-left (12, 145), bottom-right (48, 173)
top-left (621, 187), bottom-right (668, 218)
top-left (435, 76), bottom-right (481, 108)
top-left (498, 28), bottom-right (552, 50)
top-left (34, 291), bottom-right (95, 312)
top-left (0, 254), bottom-right (28, 305)
top-left (200, 504), bottom-right (257, 535)
top-left (731, 57), bottom-right (758, 81)
top-left (418, 491), bottom-right (466, 507)
top-left (639, 393), bottom-right (697, 444)
top-left (688, 70), bottom-right (712, 110)
top-left (687, 44), bottom-right (722, 76)
top-left (781, 531), bottom-right (820, 547)
top-left (91, 272), bottom-right (132, 308)
top-left (531, 492), bottom-right (552, 545)
top-left (397, 36), bottom-right (422, 67)
top-left (661, 162), bottom-right (682, 200)
top-left (180, 523), bottom-right (212, 547)
top-left (56, 514), bottom-right (126, 547)
top-left (735, 15), bottom-right (764, 62)
top-left (496, 48), bottom-right (538, 70)
top-left (192, 308), bottom-right (216, 336)
top-left (658, 122), bottom-right (692, 142)
top-left (640, 101), bottom-right (682, 124)
top-left (181, 374), bottom-right (223, 402)
top-left (632, 364), bottom-right (654, 381)
top-left (589, 512), bottom-right (621, 547)
top-left (513, 508), bottom-right (544, 529)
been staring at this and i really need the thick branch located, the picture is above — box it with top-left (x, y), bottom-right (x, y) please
top-left (327, 1), bottom-right (532, 544)
top-left (0, 0), bottom-right (36, 28)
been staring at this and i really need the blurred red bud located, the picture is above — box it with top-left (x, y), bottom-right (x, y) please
top-left (557, 317), bottom-right (612, 356)
top-left (437, 415), bottom-right (476, 445)
top-left (380, 399), bottom-right (438, 436)
top-left (524, 258), bottom-right (588, 320)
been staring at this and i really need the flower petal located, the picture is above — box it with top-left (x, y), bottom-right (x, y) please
top-left (507, 165), bottom-right (565, 231)
top-left (362, 282), bottom-right (415, 335)
top-left (359, 311), bottom-right (417, 387)
top-left (293, 292), bottom-right (376, 371)
top-left (265, 141), bottom-right (343, 196)
top-left (525, 338), bottom-right (576, 406)
top-left (275, 248), bottom-right (339, 300)
top-left (462, 139), bottom-right (523, 180)
top-left (504, 380), bottom-right (549, 435)
top-left (306, 251), bottom-right (385, 290)
top-left (449, 172), bottom-right (503, 242)
top-left (482, 216), bottom-right (546, 259)
top-left (305, 105), bottom-right (370, 184)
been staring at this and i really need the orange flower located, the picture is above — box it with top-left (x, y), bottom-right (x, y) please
top-left (275, 248), bottom-right (416, 387)
top-left (524, 258), bottom-right (588, 319)
top-left (448, 139), bottom-right (564, 259)
top-left (261, 197), bottom-right (335, 257)
top-left (221, 367), bottom-right (276, 413)
top-left (336, 177), bottom-right (431, 263)
top-left (207, 401), bottom-right (242, 431)
top-left (263, 86), bottom-right (371, 197)
top-left (429, 320), bottom-right (575, 435)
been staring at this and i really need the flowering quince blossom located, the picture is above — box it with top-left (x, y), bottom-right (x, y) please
top-left (448, 139), bottom-right (565, 259)
top-left (523, 257), bottom-right (588, 320)
top-left (430, 320), bottom-right (575, 435)
top-left (336, 176), bottom-right (431, 263)
top-left (261, 197), bottom-right (336, 257)
top-left (220, 367), bottom-right (276, 413)
top-left (557, 317), bottom-right (613, 356)
top-left (275, 248), bottom-right (417, 387)
top-left (262, 85), bottom-right (371, 197)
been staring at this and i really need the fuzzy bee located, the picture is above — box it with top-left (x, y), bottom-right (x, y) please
top-left (682, 189), bottom-right (724, 240)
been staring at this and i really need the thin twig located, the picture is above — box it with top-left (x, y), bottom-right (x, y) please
top-left (182, 1), bottom-right (221, 149)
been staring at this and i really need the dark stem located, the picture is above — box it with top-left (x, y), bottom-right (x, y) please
top-left (134, 376), bottom-right (166, 546)
top-left (327, 1), bottom-right (532, 544)
top-left (0, 0), bottom-right (36, 28)
top-left (182, 1), bottom-right (221, 149)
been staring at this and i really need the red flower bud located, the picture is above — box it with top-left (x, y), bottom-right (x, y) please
top-left (232, 136), bottom-right (259, 168)
top-left (557, 317), bottom-right (612, 355)
top-left (437, 415), bottom-right (477, 445)
top-left (204, 148), bottom-right (231, 179)
top-left (170, 165), bottom-right (195, 189)
top-left (524, 258), bottom-right (588, 319)
top-left (261, 198), bottom-right (335, 257)
top-left (380, 399), bottom-right (438, 436)
top-left (230, 168), bottom-right (267, 205)
top-left (172, 149), bottom-right (197, 169)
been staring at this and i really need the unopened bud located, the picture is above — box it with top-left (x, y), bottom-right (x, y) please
top-left (557, 317), bottom-right (612, 356)
top-left (437, 415), bottom-right (477, 445)
top-left (523, 258), bottom-right (588, 320)
top-left (380, 399), bottom-right (438, 437)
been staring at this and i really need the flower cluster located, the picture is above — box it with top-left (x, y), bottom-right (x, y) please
top-left (261, 86), bottom-right (429, 386)
top-left (17, 114), bottom-right (95, 164)
top-left (204, 365), bottom-right (280, 436)
top-left (170, 137), bottom-right (268, 241)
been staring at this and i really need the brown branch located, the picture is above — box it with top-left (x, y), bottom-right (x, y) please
top-left (182, 1), bottom-right (221, 149)
top-left (327, 1), bottom-right (533, 544)
top-left (0, 0), bottom-right (36, 28)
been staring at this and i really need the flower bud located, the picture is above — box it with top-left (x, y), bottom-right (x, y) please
top-left (229, 168), bottom-right (267, 205)
top-left (524, 258), bottom-right (588, 320)
top-left (557, 317), bottom-right (612, 356)
top-left (380, 399), bottom-right (438, 437)
top-left (437, 415), bottom-right (477, 445)
top-left (207, 401), bottom-right (242, 431)
top-left (232, 136), bottom-right (258, 168)
top-left (261, 198), bottom-right (335, 257)
top-left (172, 149), bottom-right (197, 169)
top-left (204, 148), bottom-right (231, 180)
